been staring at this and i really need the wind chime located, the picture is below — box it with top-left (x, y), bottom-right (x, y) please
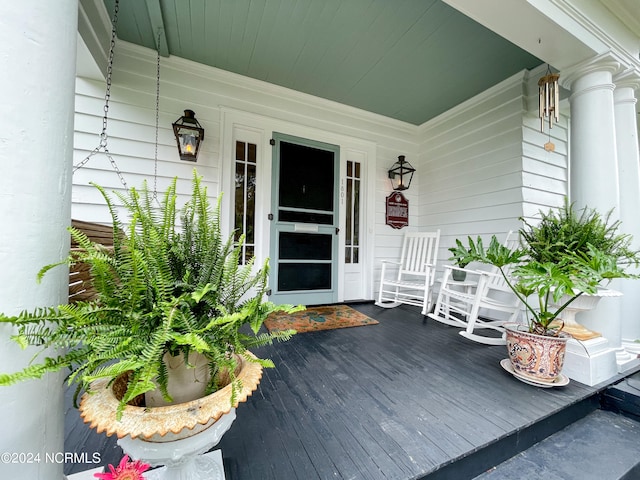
top-left (538, 65), bottom-right (560, 152)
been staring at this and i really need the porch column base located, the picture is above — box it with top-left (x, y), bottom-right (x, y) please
top-left (622, 339), bottom-right (640, 355)
top-left (616, 346), bottom-right (640, 374)
top-left (562, 337), bottom-right (618, 386)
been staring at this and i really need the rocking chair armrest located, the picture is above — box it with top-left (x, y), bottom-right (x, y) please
top-left (475, 269), bottom-right (505, 279)
top-left (443, 265), bottom-right (469, 273)
top-left (443, 265), bottom-right (487, 277)
top-left (380, 260), bottom-right (403, 265)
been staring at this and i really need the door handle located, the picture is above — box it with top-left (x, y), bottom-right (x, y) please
top-left (335, 227), bottom-right (340, 234)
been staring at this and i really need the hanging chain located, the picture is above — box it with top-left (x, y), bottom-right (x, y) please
top-left (152, 30), bottom-right (162, 202)
top-left (73, 0), bottom-right (128, 189)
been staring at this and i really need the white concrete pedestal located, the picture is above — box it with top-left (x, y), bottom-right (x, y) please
top-left (562, 337), bottom-right (618, 386)
top-left (116, 409), bottom-right (235, 480)
top-left (144, 450), bottom-right (224, 480)
top-left (66, 466), bottom-right (105, 479)
top-left (563, 338), bottom-right (640, 386)
top-left (64, 451), bottom-right (225, 480)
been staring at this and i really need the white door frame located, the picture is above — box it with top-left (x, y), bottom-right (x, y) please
top-left (219, 107), bottom-right (376, 303)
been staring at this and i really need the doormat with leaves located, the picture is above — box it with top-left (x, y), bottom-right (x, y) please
top-left (264, 305), bottom-right (379, 333)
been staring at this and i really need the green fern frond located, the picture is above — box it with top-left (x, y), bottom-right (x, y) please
top-left (81, 359), bottom-right (145, 384)
top-left (0, 346), bottom-right (92, 386)
top-left (1, 170), bottom-right (297, 418)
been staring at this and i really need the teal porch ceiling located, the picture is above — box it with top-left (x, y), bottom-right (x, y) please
top-left (103, 0), bottom-right (542, 125)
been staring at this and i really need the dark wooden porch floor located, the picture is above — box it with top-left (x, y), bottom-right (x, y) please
top-left (65, 303), bottom-right (621, 479)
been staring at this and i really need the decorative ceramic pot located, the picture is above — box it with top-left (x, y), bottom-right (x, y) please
top-left (504, 324), bottom-right (569, 383)
top-left (451, 269), bottom-right (467, 281)
top-left (144, 351), bottom-right (212, 408)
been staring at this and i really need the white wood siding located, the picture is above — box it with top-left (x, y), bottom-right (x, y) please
top-left (73, 38), bottom-right (568, 304)
top-left (521, 65), bottom-right (569, 221)
top-left (417, 67), bottom-right (568, 274)
top-left (73, 40), bottom-right (418, 302)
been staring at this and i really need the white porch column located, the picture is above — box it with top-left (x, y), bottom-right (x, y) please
top-left (561, 54), bottom-right (624, 384)
top-left (565, 55), bottom-right (620, 211)
top-left (565, 55), bottom-right (621, 338)
top-left (614, 70), bottom-right (640, 354)
top-left (0, 2), bottom-right (78, 479)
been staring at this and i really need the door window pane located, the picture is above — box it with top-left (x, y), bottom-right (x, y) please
top-left (278, 210), bottom-right (333, 224)
top-left (279, 141), bottom-right (334, 213)
top-left (345, 160), bottom-right (361, 264)
top-left (278, 263), bottom-right (332, 291)
top-left (234, 140), bottom-right (257, 264)
top-left (279, 232), bottom-right (332, 260)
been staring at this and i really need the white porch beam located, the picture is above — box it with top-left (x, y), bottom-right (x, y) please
top-left (145, 0), bottom-right (170, 57)
top-left (442, 0), bottom-right (599, 69)
top-left (78, 0), bottom-right (113, 79)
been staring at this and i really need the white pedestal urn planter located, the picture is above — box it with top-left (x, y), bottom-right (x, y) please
top-left (549, 288), bottom-right (622, 340)
top-left (504, 324), bottom-right (570, 384)
top-left (79, 353), bottom-right (263, 480)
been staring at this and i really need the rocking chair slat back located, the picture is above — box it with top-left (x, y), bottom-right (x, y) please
top-left (484, 233), bottom-right (520, 293)
top-left (376, 230), bottom-right (441, 315)
top-left (402, 234), bottom-right (438, 274)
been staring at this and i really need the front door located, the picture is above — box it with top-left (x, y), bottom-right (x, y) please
top-left (269, 133), bottom-right (339, 306)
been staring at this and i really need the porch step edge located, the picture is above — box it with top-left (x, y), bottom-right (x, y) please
top-left (600, 371), bottom-right (640, 422)
top-left (421, 395), bottom-right (600, 480)
top-left (470, 408), bottom-right (640, 480)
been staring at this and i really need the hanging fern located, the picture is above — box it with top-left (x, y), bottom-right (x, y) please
top-left (0, 170), bottom-right (301, 418)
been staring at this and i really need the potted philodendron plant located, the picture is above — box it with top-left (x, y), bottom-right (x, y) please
top-left (448, 244), bottom-right (472, 281)
top-left (0, 171), bottom-right (301, 433)
top-left (450, 201), bottom-right (639, 383)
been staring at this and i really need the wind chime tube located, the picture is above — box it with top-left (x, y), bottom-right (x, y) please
top-left (538, 70), bottom-right (560, 133)
top-left (549, 82), bottom-right (556, 130)
top-left (553, 75), bottom-right (560, 123)
top-left (539, 82), bottom-right (544, 131)
top-left (545, 80), bottom-right (550, 129)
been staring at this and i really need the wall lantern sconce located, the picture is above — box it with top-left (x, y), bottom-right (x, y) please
top-left (388, 155), bottom-right (416, 191)
top-left (538, 66), bottom-right (560, 133)
top-left (172, 109), bottom-right (205, 162)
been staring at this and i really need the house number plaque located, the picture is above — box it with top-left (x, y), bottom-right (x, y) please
top-left (385, 192), bottom-right (409, 229)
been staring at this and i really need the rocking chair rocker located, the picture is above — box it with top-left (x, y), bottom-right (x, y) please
top-left (427, 231), bottom-right (520, 345)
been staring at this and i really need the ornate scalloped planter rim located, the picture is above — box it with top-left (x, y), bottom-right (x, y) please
top-left (79, 351), bottom-right (263, 441)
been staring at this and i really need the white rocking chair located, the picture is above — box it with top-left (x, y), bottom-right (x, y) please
top-left (427, 231), bottom-right (521, 345)
top-left (376, 230), bottom-right (440, 315)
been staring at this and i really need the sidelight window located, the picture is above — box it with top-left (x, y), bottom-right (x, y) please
top-left (345, 160), bottom-right (361, 264)
top-left (234, 140), bottom-right (257, 264)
